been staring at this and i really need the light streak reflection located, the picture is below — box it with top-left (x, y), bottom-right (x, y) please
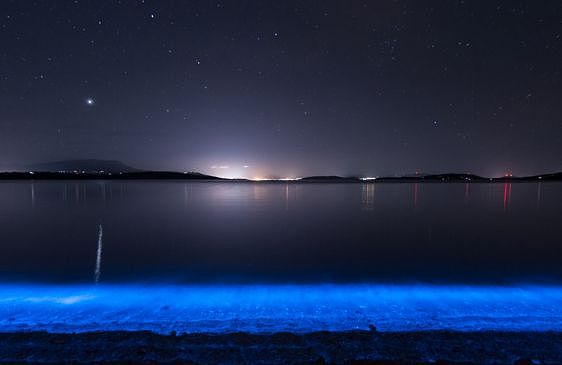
top-left (94, 225), bottom-right (103, 284)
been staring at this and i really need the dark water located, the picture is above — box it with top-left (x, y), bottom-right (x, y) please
top-left (1, 181), bottom-right (561, 284)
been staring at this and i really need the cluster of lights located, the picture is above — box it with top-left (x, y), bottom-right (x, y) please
top-left (27, 170), bottom-right (117, 175)
top-left (250, 177), bottom-right (301, 182)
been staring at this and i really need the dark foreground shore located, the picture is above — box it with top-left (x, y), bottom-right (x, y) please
top-left (1, 330), bottom-right (560, 364)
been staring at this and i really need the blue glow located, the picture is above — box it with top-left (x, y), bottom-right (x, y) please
top-left (1, 284), bottom-right (562, 333)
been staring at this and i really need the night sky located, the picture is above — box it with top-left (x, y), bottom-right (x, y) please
top-left (1, 1), bottom-right (561, 178)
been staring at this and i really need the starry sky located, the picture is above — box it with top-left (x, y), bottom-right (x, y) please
top-left (1, 0), bottom-right (561, 178)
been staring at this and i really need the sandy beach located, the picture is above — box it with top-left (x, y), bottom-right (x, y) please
top-left (1, 330), bottom-right (561, 364)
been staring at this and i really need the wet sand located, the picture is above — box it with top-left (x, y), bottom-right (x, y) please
top-left (1, 330), bottom-right (560, 364)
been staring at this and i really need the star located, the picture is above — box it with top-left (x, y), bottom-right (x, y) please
top-left (86, 98), bottom-right (95, 106)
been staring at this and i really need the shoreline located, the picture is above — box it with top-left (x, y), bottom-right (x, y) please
top-left (1, 330), bottom-right (560, 364)
top-left (1, 177), bottom-right (561, 183)
top-left (1, 171), bottom-right (561, 183)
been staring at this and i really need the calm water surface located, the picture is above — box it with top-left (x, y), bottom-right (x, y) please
top-left (2, 181), bottom-right (562, 333)
top-left (1, 181), bottom-right (560, 285)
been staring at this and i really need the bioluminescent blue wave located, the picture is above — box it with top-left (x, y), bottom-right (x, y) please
top-left (1, 284), bottom-right (562, 334)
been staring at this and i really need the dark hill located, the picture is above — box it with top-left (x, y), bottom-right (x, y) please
top-left (422, 173), bottom-right (487, 181)
top-left (120, 171), bottom-right (221, 180)
top-left (492, 171), bottom-right (562, 182)
top-left (28, 159), bottom-right (139, 173)
top-left (0, 171), bottom-right (221, 180)
top-left (534, 172), bottom-right (562, 181)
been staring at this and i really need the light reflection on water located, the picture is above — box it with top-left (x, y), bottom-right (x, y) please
top-left (0, 181), bottom-right (561, 284)
top-left (2, 182), bottom-right (562, 333)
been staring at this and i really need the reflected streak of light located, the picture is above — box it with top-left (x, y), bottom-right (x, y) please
top-left (285, 184), bottom-right (289, 211)
top-left (537, 182), bottom-right (542, 208)
top-left (413, 183), bottom-right (418, 208)
top-left (30, 183), bottom-right (35, 208)
top-left (94, 224), bottom-right (103, 284)
top-left (503, 183), bottom-right (512, 211)
top-left (253, 185), bottom-right (267, 201)
top-left (361, 184), bottom-right (375, 211)
top-left (184, 184), bottom-right (191, 206)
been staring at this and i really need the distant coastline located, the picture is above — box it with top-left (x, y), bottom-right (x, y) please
top-left (1, 170), bottom-right (561, 182)
top-left (1, 159), bottom-right (560, 182)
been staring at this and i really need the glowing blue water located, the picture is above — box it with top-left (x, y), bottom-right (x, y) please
top-left (1, 284), bottom-right (562, 333)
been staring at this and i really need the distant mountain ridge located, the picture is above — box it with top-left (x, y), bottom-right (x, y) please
top-left (2, 160), bottom-right (561, 181)
top-left (28, 159), bottom-right (139, 173)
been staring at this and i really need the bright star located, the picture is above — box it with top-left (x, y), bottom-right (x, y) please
top-left (86, 98), bottom-right (95, 105)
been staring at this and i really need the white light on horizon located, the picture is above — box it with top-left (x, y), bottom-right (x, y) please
top-left (250, 177), bottom-right (301, 182)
